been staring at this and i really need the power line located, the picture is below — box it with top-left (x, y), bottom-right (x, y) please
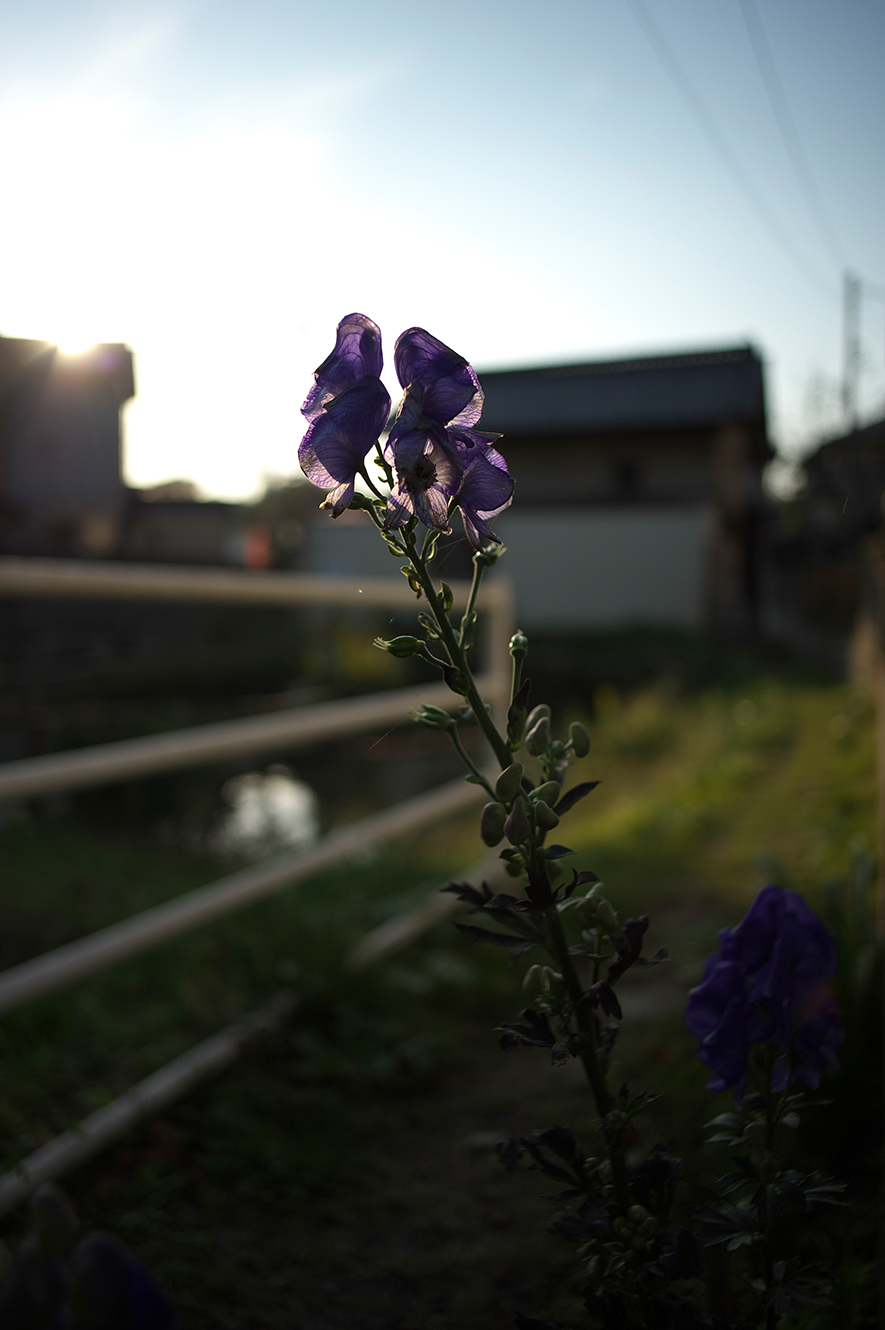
top-left (623, 0), bottom-right (836, 301)
top-left (738, 0), bottom-right (844, 271)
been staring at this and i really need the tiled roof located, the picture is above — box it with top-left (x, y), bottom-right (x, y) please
top-left (477, 345), bottom-right (766, 436)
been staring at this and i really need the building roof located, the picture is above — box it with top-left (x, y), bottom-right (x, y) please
top-left (477, 345), bottom-right (767, 437)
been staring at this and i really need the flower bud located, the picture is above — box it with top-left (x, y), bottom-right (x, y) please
top-left (525, 704), bottom-right (551, 730)
top-left (399, 566), bottom-right (423, 596)
top-left (415, 704), bottom-right (455, 732)
top-left (439, 581), bottom-right (454, 612)
top-left (569, 722), bottom-right (591, 758)
top-left (480, 802), bottom-right (507, 846)
top-left (509, 630), bottom-right (529, 660)
top-left (417, 612), bottom-right (441, 639)
top-left (495, 762), bottom-right (524, 803)
top-left (505, 796), bottom-right (530, 845)
top-left (374, 635), bottom-right (424, 658)
top-left (473, 543), bottom-right (502, 568)
top-left (533, 781), bottom-right (561, 806)
top-left (525, 716), bottom-right (550, 756)
top-left (627, 1205), bottom-right (650, 1225)
top-left (534, 800), bottom-right (560, 832)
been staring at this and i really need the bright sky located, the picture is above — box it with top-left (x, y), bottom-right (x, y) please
top-left (0, 0), bottom-right (882, 498)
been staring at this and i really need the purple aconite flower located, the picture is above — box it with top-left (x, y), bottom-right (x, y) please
top-left (298, 314), bottom-right (391, 516)
top-left (386, 327), bottom-right (513, 544)
top-left (457, 445), bottom-right (514, 548)
top-left (686, 885), bottom-right (843, 1101)
top-left (386, 431), bottom-right (460, 533)
top-left (301, 312), bottom-right (384, 423)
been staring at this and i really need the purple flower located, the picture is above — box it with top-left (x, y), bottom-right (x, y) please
top-left (298, 314), bottom-right (391, 516)
top-left (301, 312), bottom-right (383, 422)
top-left (386, 431), bottom-right (460, 533)
top-left (457, 444), bottom-right (514, 548)
top-left (686, 885), bottom-right (843, 1101)
top-left (385, 327), bottom-right (513, 543)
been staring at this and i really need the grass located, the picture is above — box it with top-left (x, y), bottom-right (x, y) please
top-left (0, 676), bottom-right (878, 1326)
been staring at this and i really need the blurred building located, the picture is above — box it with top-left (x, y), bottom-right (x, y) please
top-left (479, 346), bottom-right (769, 639)
top-left (0, 337), bottom-right (134, 557)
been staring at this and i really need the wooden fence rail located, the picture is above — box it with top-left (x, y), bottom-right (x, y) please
top-left (0, 676), bottom-right (500, 801)
top-left (0, 775), bottom-right (485, 1017)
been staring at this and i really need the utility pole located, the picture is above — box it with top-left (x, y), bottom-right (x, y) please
top-left (842, 268), bottom-right (862, 432)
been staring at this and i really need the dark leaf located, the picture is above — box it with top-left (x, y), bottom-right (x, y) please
top-left (590, 982), bottom-right (622, 1020)
top-left (483, 892), bottom-right (531, 913)
top-left (544, 845), bottom-right (576, 860)
top-left (520, 1138), bottom-right (575, 1183)
top-left (509, 942), bottom-right (539, 963)
top-left (524, 867), bottom-right (554, 909)
top-left (441, 663), bottom-right (469, 695)
top-left (574, 869), bottom-right (600, 887)
top-left (606, 916), bottom-right (649, 984)
top-left (532, 1127), bottom-right (582, 1164)
top-left (441, 880), bottom-right (492, 908)
top-left (554, 781), bottom-right (601, 817)
top-left (497, 1007), bottom-right (556, 1049)
top-left (634, 947), bottom-right (668, 968)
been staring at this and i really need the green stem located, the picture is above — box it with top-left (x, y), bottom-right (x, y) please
top-left (546, 906), bottom-right (630, 1207)
top-left (459, 555), bottom-right (484, 650)
top-left (449, 728), bottom-right (497, 799)
top-left (406, 536), bottom-right (512, 770)
top-left (510, 645), bottom-right (524, 708)
top-left (372, 441), bottom-right (394, 489)
top-left (358, 469), bottom-right (386, 501)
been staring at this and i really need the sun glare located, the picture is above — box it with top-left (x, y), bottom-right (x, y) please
top-left (54, 333), bottom-right (99, 355)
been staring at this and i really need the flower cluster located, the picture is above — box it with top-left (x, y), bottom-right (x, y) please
top-left (299, 314), bottom-right (513, 547)
top-left (686, 884), bottom-right (844, 1100)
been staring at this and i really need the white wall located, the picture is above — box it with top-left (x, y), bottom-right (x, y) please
top-left (307, 514), bottom-right (399, 579)
top-left (492, 505), bottom-right (712, 629)
top-left (306, 504), bottom-right (712, 631)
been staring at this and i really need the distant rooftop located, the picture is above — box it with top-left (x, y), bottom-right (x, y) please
top-left (477, 345), bottom-right (766, 437)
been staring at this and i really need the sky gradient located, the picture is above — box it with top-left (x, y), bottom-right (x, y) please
top-left (1, 0), bottom-right (882, 498)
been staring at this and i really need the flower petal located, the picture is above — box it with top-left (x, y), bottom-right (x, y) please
top-left (302, 313), bottom-right (383, 421)
top-left (458, 450), bottom-right (514, 518)
top-left (394, 327), bottom-right (482, 426)
top-left (298, 375), bottom-right (391, 494)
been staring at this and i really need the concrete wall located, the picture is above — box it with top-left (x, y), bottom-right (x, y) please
top-left (306, 503), bottom-right (712, 631)
top-left (490, 505), bottom-right (711, 630)
top-left (306, 510), bottom-right (401, 580)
